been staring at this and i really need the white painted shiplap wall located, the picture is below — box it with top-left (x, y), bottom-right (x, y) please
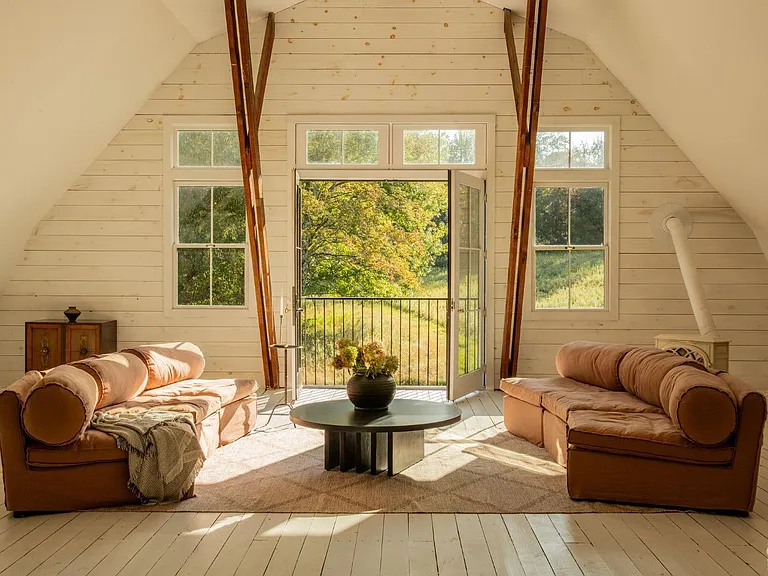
top-left (1, 0), bottom-right (766, 388)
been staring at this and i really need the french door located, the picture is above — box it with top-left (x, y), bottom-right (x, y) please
top-left (291, 169), bottom-right (304, 401)
top-left (448, 171), bottom-right (487, 401)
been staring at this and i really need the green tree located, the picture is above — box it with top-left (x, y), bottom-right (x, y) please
top-left (301, 180), bottom-right (448, 296)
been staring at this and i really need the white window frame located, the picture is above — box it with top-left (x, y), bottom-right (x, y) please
top-left (525, 117), bottom-right (620, 321)
top-left (392, 123), bottom-right (487, 169)
top-left (287, 114), bottom-right (496, 390)
top-left (294, 121), bottom-right (486, 170)
top-left (296, 124), bottom-right (389, 169)
top-left (162, 117), bottom-right (255, 318)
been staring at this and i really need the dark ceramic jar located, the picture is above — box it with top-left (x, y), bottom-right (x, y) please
top-left (346, 373), bottom-right (396, 411)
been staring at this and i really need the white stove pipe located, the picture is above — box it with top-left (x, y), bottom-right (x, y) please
top-left (657, 208), bottom-right (721, 339)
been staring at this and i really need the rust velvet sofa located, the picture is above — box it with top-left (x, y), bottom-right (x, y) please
top-left (0, 342), bottom-right (258, 513)
top-left (501, 341), bottom-right (766, 513)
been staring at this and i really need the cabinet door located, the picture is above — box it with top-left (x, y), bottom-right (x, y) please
top-left (66, 325), bottom-right (100, 363)
top-left (26, 325), bottom-right (63, 371)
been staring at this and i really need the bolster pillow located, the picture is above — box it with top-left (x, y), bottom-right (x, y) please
top-left (555, 341), bottom-right (633, 391)
top-left (618, 347), bottom-right (706, 408)
top-left (21, 365), bottom-right (99, 446)
top-left (660, 365), bottom-right (737, 446)
top-left (73, 352), bottom-right (149, 408)
top-left (122, 342), bottom-right (205, 390)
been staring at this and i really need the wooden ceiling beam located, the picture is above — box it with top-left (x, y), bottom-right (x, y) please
top-left (224, 0), bottom-right (279, 388)
top-left (500, 0), bottom-right (549, 379)
top-left (503, 9), bottom-right (524, 125)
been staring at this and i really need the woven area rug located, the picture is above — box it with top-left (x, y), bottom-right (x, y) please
top-left (128, 424), bottom-right (652, 514)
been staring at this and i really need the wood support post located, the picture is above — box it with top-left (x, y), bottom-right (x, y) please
top-left (500, 0), bottom-right (549, 379)
top-left (224, 1), bottom-right (280, 388)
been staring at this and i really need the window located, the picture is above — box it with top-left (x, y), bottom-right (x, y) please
top-left (534, 186), bottom-right (606, 309)
top-left (307, 130), bottom-right (379, 165)
top-left (403, 128), bottom-right (476, 165)
top-left (165, 122), bottom-right (249, 312)
top-left (531, 120), bottom-right (618, 317)
top-left (295, 122), bottom-right (487, 169)
top-left (536, 130), bottom-right (605, 169)
top-left (297, 125), bottom-right (388, 168)
top-left (176, 185), bottom-right (246, 307)
top-left (177, 130), bottom-right (240, 167)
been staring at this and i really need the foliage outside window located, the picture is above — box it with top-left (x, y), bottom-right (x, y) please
top-left (176, 185), bottom-right (247, 307)
top-left (307, 130), bottom-right (380, 165)
top-left (177, 130), bottom-right (240, 167)
top-left (535, 130), bottom-right (605, 169)
top-left (403, 129), bottom-right (476, 165)
top-left (534, 186), bottom-right (606, 310)
top-left (300, 180), bottom-right (448, 297)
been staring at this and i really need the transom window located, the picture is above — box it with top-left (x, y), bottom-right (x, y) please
top-left (535, 130), bottom-right (606, 169)
top-left (166, 123), bottom-right (248, 311)
top-left (177, 130), bottom-right (240, 167)
top-left (403, 129), bottom-right (476, 165)
top-left (307, 129), bottom-right (380, 165)
top-left (531, 121), bottom-right (618, 317)
top-left (295, 123), bottom-right (486, 169)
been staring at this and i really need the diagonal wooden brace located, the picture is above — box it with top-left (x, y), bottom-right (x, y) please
top-left (224, 0), bottom-right (280, 388)
top-left (500, 0), bottom-right (549, 379)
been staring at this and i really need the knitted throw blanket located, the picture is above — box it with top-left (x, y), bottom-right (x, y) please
top-left (91, 410), bottom-right (205, 504)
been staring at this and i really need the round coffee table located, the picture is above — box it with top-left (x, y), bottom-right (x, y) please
top-left (290, 399), bottom-right (461, 476)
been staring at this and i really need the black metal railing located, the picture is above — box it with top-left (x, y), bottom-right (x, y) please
top-left (300, 297), bottom-right (448, 387)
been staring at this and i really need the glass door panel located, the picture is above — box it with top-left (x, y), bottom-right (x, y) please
top-left (449, 171), bottom-right (486, 401)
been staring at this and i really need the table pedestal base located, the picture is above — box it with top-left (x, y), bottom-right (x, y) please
top-left (324, 430), bottom-right (425, 476)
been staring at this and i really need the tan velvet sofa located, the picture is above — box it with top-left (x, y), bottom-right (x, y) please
top-left (0, 342), bottom-right (259, 513)
top-left (501, 341), bottom-right (766, 513)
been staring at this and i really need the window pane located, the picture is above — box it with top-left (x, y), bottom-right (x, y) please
top-left (535, 131), bottom-right (569, 168)
top-left (570, 187), bottom-right (604, 245)
top-left (404, 130), bottom-right (439, 164)
top-left (178, 186), bottom-right (211, 244)
top-left (535, 187), bottom-right (568, 245)
top-left (343, 131), bottom-right (379, 164)
top-left (307, 130), bottom-right (342, 164)
top-left (212, 248), bottom-right (246, 306)
top-left (178, 131), bottom-right (212, 167)
top-left (440, 129), bottom-right (475, 164)
top-left (535, 250), bottom-right (569, 309)
top-left (571, 131), bottom-right (605, 168)
top-left (212, 131), bottom-right (240, 166)
top-left (213, 186), bottom-right (246, 244)
top-left (178, 248), bottom-right (210, 306)
top-left (570, 250), bottom-right (605, 309)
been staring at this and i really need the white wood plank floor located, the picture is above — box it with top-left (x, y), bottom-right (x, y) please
top-left (1, 388), bottom-right (767, 576)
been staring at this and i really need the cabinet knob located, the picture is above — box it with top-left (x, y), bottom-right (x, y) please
top-left (80, 346), bottom-right (89, 357)
top-left (41, 346), bottom-right (49, 357)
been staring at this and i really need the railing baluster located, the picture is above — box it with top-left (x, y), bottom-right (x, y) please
top-left (300, 296), bottom-right (453, 389)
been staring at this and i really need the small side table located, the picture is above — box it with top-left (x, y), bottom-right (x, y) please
top-left (263, 344), bottom-right (302, 427)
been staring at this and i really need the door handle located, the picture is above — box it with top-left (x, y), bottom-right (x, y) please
top-left (458, 308), bottom-right (465, 313)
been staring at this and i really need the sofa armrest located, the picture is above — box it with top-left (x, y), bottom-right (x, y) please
top-left (0, 390), bottom-right (31, 508)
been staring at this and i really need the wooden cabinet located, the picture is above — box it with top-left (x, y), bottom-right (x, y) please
top-left (25, 320), bottom-right (117, 372)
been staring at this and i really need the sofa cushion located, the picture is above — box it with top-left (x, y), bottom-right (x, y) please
top-left (122, 342), bottom-right (205, 390)
top-left (660, 366), bottom-right (738, 446)
top-left (26, 429), bottom-right (127, 467)
top-left (22, 365), bottom-right (100, 446)
top-left (500, 377), bottom-right (591, 406)
top-left (567, 410), bottom-right (735, 465)
top-left (556, 341), bottom-right (633, 391)
top-left (73, 352), bottom-right (149, 409)
top-left (542, 388), bottom-right (665, 423)
top-left (102, 378), bottom-right (257, 424)
top-left (618, 347), bottom-right (705, 407)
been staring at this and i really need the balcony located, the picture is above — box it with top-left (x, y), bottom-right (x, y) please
top-left (300, 297), bottom-right (448, 387)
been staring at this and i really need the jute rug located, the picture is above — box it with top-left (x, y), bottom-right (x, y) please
top-left (131, 424), bottom-right (652, 514)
